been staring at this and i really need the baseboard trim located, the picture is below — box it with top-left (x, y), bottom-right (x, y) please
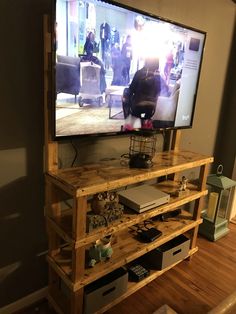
top-left (0, 286), bottom-right (48, 314)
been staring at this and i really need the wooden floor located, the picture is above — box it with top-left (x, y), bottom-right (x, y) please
top-left (19, 223), bottom-right (236, 314)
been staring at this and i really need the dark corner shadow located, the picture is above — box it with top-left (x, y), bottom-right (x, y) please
top-left (0, 175), bottom-right (48, 307)
top-left (213, 18), bottom-right (236, 177)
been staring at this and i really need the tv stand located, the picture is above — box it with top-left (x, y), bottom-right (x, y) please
top-left (44, 16), bottom-right (213, 314)
top-left (45, 150), bottom-right (213, 314)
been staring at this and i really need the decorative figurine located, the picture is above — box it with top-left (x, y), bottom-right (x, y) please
top-left (87, 191), bottom-right (124, 232)
top-left (173, 176), bottom-right (189, 197)
top-left (91, 191), bottom-right (119, 215)
top-left (179, 176), bottom-right (188, 191)
top-left (89, 235), bottom-right (113, 267)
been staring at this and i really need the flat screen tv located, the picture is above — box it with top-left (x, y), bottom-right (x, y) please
top-left (52, 0), bottom-right (206, 140)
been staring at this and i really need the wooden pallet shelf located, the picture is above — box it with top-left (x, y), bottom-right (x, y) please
top-left (47, 209), bottom-right (202, 291)
top-left (46, 150), bottom-right (213, 197)
top-left (44, 147), bottom-right (213, 313)
top-left (46, 184), bottom-right (207, 247)
top-left (47, 247), bottom-right (198, 314)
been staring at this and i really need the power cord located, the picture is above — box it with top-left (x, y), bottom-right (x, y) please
top-left (70, 140), bottom-right (79, 167)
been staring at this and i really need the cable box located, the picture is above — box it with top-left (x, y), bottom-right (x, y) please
top-left (118, 185), bottom-right (170, 213)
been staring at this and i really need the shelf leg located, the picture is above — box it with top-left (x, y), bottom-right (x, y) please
top-left (72, 196), bottom-right (87, 283)
top-left (198, 163), bottom-right (210, 191)
top-left (71, 288), bottom-right (84, 314)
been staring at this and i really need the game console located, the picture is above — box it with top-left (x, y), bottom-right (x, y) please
top-left (118, 185), bottom-right (170, 213)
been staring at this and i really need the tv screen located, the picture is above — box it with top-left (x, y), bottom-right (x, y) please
top-left (53, 0), bottom-right (206, 139)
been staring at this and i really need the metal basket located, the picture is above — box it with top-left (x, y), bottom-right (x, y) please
top-left (129, 131), bottom-right (157, 168)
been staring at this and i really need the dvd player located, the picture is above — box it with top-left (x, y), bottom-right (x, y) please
top-left (118, 185), bottom-right (170, 213)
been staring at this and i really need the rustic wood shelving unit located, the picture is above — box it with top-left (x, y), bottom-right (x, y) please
top-left (44, 16), bottom-right (213, 314)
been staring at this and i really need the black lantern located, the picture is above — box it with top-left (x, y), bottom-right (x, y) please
top-left (199, 165), bottom-right (236, 241)
top-left (129, 131), bottom-right (157, 169)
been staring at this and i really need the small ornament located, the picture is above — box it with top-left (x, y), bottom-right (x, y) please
top-left (89, 235), bottom-right (113, 267)
top-left (173, 176), bottom-right (189, 197)
top-left (91, 191), bottom-right (120, 215)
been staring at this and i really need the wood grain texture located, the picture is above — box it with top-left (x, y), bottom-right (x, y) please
top-left (46, 151), bottom-right (213, 197)
top-left (46, 183), bottom-right (207, 247)
top-left (48, 210), bottom-right (202, 291)
top-left (44, 149), bottom-right (213, 313)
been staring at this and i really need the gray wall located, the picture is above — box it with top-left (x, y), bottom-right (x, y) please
top-left (0, 0), bottom-right (51, 307)
top-left (0, 0), bottom-right (235, 308)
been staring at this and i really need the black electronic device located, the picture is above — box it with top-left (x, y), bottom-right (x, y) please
top-left (138, 227), bottom-right (162, 242)
top-left (160, 208), bottom-right (181, 221)
top-left (128, 264), bottom-right (150, 282)
top-left (131, 220), bottom-right (163, 242)
top-left (52, 0), bottom-right (206, 140)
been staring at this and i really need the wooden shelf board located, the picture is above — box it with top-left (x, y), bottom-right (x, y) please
top-left (96, 247), bottom-right (198, 313)
top-left (46, 183), bottom-right (207, 248)
top-left (46, 151), bottom-right (213, 197)
top-left (47, 211), bottom-right (202, 291)
top-left (47, 247), bottom-right (198, 314)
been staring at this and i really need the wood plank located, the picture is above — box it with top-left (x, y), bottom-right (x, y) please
top-left (70, 289), bottom-right (83, 314)
top-left (46, 216), bottom-right (73, 246)
top-left (47, 186), bottom-right (207, 249)
top-left (46, 183), bottom-right (207, 247)
top-left (73, 196), bottom-right (87, 239)
top-left (77, 217), bottom-right (201, 290)
top-left (46, 151), bottom-right (213, 197)
top-left (49, 211), bottom-right (202, 290)
top-left (46, 177), bottom-right (61, 257)
top-left (198, 163), bottom-right (210, 191)
top-left (47, 255), bottom-right (74, 291)
top-left (43, 15), bottom-right (58, 172)
top-left (171, 130), bottom-right (182, 151)
top-left (71, 247), bottom-right (85, 283)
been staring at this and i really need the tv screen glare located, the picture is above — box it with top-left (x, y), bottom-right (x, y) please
top-left (53, 0), bottom-right (206, 139)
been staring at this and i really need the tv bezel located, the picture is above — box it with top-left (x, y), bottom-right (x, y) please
top-left (51, 0), bottom-right (206, 141)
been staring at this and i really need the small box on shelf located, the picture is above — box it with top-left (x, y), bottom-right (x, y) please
top-left (144, 234), bottom-right (190, 270)
top-left (84, 267), bottom-right (128, 314)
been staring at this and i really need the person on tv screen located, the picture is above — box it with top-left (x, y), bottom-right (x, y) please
top-left (83, 31), bottom-right (99, 56)
top-left (100, 22), bottom-right (111, 62)
top-left (122, 56), bottom-right (161, 130)
top-left (111, 43), bottom-right (125, 86)
top-left (81, 47), bottom-right (107, 93)
top-left (121, 35), bottom-right (132, 85)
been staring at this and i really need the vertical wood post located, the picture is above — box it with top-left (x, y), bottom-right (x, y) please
top-left (167, 130), bottom-right (182, 181)
top-left (71, 196), bottom-right (87, 283)
top-left (190, 163), bottom-right (210, 253)
top-left (44, 14), bottom-right (58, 172)
top-left (171, 129), bottom-right (182, 151)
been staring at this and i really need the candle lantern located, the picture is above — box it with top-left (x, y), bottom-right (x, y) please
top-left (199, 165), bottom-right (236, 241)
top-left (129, 131), bottom-right (157, 169)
